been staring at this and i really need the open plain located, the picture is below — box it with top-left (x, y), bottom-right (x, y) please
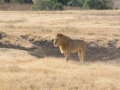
top-left (0, 10), bottom-right (120, 90)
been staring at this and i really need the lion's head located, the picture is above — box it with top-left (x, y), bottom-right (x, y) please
top-left (54, 33), bottom-right (71, 47)
top-left (54, 34), bottom-right (63, 47)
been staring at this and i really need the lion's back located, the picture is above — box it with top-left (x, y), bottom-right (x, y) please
top-left (70, 40), bottom-right (86, 53)
top-left (71, 39), bottom-right (86, 47)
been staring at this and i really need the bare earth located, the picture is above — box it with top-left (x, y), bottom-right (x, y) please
top-left (0, 11), bottom-right (120, 90)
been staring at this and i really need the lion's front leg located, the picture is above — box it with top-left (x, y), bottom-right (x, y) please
top-left (64, 52), bottom-right (70, 61)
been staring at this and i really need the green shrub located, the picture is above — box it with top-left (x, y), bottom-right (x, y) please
top-left (57, 0), bottom-right (70, 5)
top-left (23, 0), bottom-right (33, 3)
top-left (48, 1), bottom-right (63, 10)
top-left (13, 0), bottom-right (33, 3)
top-left (82, 0), bottom-right (113, 10)
top-left (13, 0), bottom-right (24, 3)
top-left (56, 3), bottom-right (63, 10)
top-left (33, 0), bottom-right (49, 10)
top-left (33, 0), bottom-right (63, 10)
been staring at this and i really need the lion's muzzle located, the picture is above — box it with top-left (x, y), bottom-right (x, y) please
top-left (54, 40), bottom-right (57, 47)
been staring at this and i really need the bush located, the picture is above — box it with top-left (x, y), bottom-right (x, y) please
top-left (4, 0), bottom-right (11, 3)
top-left (13, 0), bottom-right (24, 3)
top-left (23, 0), bottom-right (33, 3)
top-left (67, 0), bottom-right (84, 7)
top-left (82, 0), bottom-right (113, 10)
top-left (33, 0), bottom-right (47, 10)
top-left (33, 0), bottom-right (63, 10)
top-left (57, 0), bottom-right (70, 5)
top-left (13, 0), bottom-right (33, 3)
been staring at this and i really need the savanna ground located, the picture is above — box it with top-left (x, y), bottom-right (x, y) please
top-left (0, 10), bottom-right (120, 90)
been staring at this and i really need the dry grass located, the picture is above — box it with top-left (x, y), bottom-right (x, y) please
top-left (0, 53), bottom-right (120, 90)
top-left (0, 3), bottom-right (32, 11)
top-left (0, 10), bottom-right (120, 47)
top-left (0, 11), bottom-right (120, 90)
top-left (0, 10), bottom-right (120, 36)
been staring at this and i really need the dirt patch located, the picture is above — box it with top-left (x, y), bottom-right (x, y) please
top-left (0, 31), bottom-right (33, 50)
top-left (0, 31), bottom-right (119, 62)
top-left (30, 41), bottom-right (120, 62)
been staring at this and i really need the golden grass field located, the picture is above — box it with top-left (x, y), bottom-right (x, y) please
top-left (0, 10), bottom-right (120, 90)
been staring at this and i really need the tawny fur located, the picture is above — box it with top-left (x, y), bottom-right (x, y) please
top-left (54, 33), bottom-right (87, 63)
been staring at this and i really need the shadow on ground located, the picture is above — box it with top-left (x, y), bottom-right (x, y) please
top-left (29, 41), bottom-right (120, 62)
top-left (0, 31), bottom-right (119, 61)
top-left (0, 38), bottom-right (119, 62)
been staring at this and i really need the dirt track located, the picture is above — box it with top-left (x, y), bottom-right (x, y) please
top-left (0, 31), bottom-right (120, 62)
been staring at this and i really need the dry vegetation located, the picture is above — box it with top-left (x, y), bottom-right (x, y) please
top-left (0, 10), bottom-right (120, 90)
top-left (0, 3), bottom-right (32, 11)
top-left (0, 55), bottom-right (120, 90)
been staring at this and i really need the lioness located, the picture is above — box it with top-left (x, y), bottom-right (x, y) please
top-left (54, 33), bottom-right (87, 63)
